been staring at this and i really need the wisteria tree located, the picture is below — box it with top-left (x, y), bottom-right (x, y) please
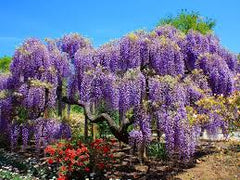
top-left (0, 25), bottom-right (239, 161)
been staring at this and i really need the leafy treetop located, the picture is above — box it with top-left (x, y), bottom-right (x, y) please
top-left (157, 10), bottom-right (216, 34)
top-left (0, 56), bottom-right (11, 73)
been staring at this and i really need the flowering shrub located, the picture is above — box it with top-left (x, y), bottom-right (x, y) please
top-left (45, 138), bottom-right (116, 180)
top-left (89, 138), bottom-right (116, 173)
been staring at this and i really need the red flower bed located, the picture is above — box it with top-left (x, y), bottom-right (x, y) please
top-left (45, 138), bottom-right (117, 179)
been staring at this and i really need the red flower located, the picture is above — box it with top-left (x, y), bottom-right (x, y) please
top-left (45, 145), bottom-right (55, 155)
top-left (65, 149), bottom-right (76, 159)
top-left (98, 139), bottom-right (104, 143)
top-left (57, 142), bottom-right (63, 148)
top-left (60, 166), bottom-right (67, 172)
top-left (58, 150), bottom-right (64, 155)
top-left (93, 139), bottom-right (103, 146)
top-left (79, 155), bottom-right (85, 160)
top-left (97, 162), bottom-right (105, 170)
top-left (78, 141), bottom-right (83, 147)
top-left (68, 166), bottom-right (73, 172)
top-left (110, 139), bottom-right (117, 144)
top-left (48, 158), bottom-right (54, 164)
top-left (69, 160), bottom-right (75, 166)
top-left (84, 167), bottom-right (90, 173)
top-left (57, 177), bottom-right (66, 180)
top-left (57, 175), bottom-right (67, 180)
top-left (44, 139), bottom-right (117, 178)
top-left (58, 172), bottom-right (64, 177)
top-left (96, 145), bottom-right (101, 150)
top-left (77, 161), bottom-right (83, 166)
top-left (82, 146), bottom-right (88, 153)
top-left (102, 146), bottom-right (110, 153)
top-left (76, 148), bottom-right (82, 155)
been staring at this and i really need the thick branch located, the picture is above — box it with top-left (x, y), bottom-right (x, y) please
top-left (62, 97), bottom-right (132, 144)
top-left (57, 79), bottom-right (63, 117)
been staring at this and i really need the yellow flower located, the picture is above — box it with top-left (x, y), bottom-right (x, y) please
top-left (128, 33), bottom-right (138, 41)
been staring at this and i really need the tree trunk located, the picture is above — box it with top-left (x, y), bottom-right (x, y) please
top-left (67, 104), bottom-right (71, 119)
top-left (57, 80), bottom-right (63, 117)
top-left (62, 97), bottom-right (132, 144)
top-left (138, 143), bottom-right (145, 164)
top-left (91, 123), bottom-right (94, 139)
top-left (157, 129), bottom-right (161, 150)
top-left (90, 103), bottom-right (96, 140)
top-left (84, 116), bottom-right (88, 140)
top-left (91, 123), bottom-right (97, 140)
top-left (143, 146), bottom-right (148, 161)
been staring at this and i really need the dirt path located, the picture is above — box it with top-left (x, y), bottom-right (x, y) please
top-left (175, 141), bottom-right (240, 180)
top-left (107, 141), bottom-right (240, 180)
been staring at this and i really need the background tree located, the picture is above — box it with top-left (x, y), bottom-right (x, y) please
top-left (0, 56), bottom-right (11, 73)
top-left (158, 10), bottom-right (216, 34)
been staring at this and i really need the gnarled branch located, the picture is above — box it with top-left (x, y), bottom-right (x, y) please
top-left (62, 97), bottom-right (133, 144)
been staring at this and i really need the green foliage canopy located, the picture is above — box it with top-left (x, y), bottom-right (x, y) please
top-left (0, 56), bottom-right (11, 73)
top-left (158, 10), bottom-right (216, 34)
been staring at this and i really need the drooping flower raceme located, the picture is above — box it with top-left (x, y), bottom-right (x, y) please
top-left (150, 37), bottom-right (184, 76)
top-left (196, 53), bottom-right (234, 96)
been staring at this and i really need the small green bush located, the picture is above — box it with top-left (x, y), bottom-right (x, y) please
top-left (148, 142), bottom-right (167, 160)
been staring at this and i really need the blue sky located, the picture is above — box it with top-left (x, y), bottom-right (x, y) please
top-left (0, 0), bottom-right (240, 56)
